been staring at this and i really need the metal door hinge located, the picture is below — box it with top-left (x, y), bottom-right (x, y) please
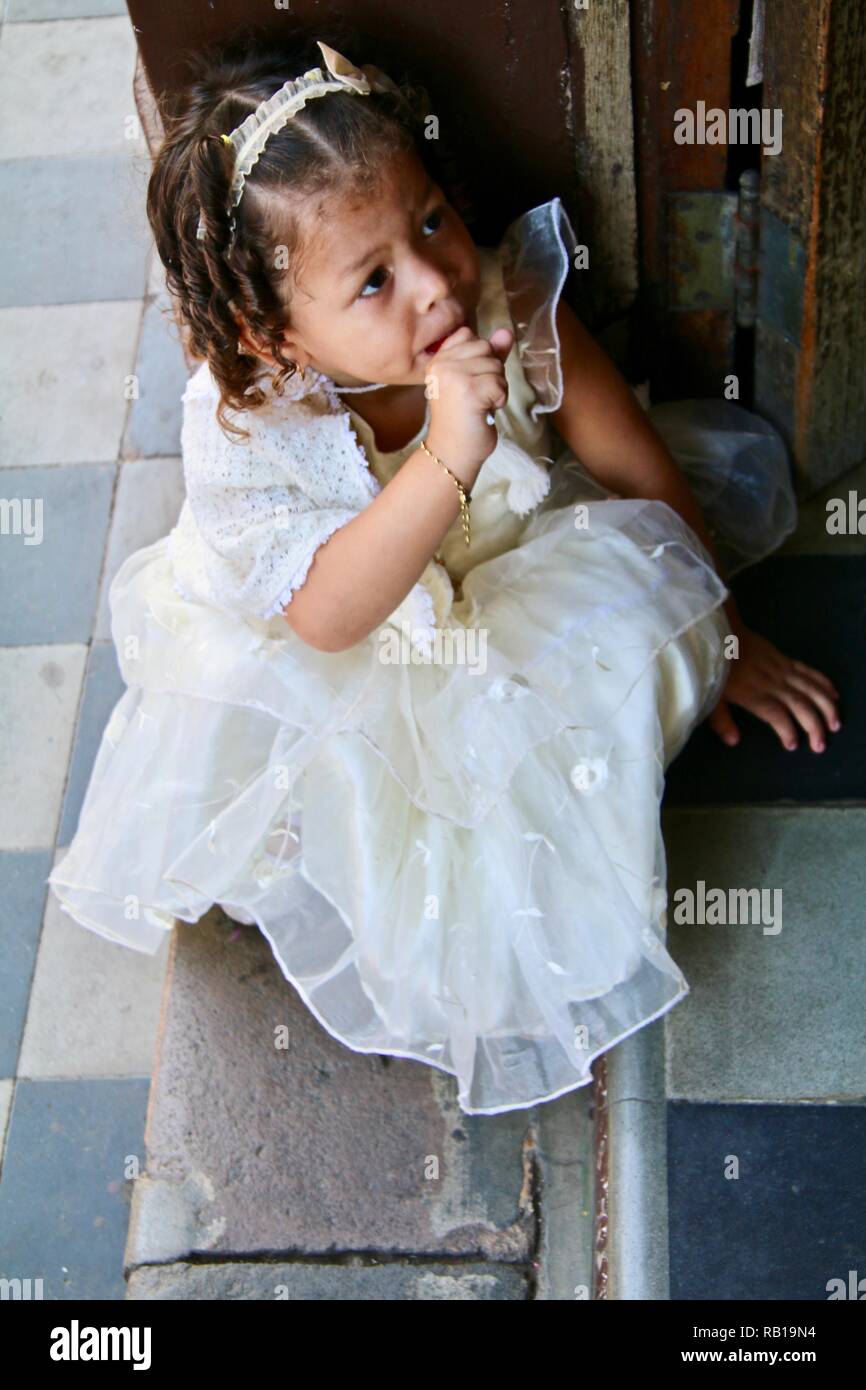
top-left (667, 169), bottom-right (763, 328)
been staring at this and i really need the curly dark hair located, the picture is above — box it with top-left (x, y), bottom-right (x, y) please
top-left (146, 21), bottom-right (478, 441)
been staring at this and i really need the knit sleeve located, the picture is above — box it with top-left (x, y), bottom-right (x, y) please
top-left (169, 386), bottom-right (368, 623)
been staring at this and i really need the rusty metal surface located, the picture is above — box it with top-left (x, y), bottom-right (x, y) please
top-left (631, 0), bottom-right (739, 283)
top-left (757, 206), bottom-right (806, 344)
top-left (760, 0), bottom-right (866, 493)
top-left (667, 190), bottom-right (737, 312)
top-left (591, 1054), bottom-right (609, 1299)
top-left (631, 0), bottom-right (740, 395)
top-left (734, 168), bottom-right (760, 330)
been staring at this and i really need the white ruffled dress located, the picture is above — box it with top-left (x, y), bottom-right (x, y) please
top-left (46, 199), bottom-right (795, 1115)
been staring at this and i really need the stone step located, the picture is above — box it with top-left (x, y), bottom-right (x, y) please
top-left (123, 910), bottom-right (596, 1300)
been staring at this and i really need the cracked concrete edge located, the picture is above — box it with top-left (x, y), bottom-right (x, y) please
top-left (125, 1260), bottom-right (531, 1300)
top-left (124, 1163), bottom-right (539, 1272)
top-left (124, 1171), bottom-right (228, 1271)
top-left (604, 1022), bottom-right (671, 1300)
top-left (122, 1119), bottom-right (549, 1286)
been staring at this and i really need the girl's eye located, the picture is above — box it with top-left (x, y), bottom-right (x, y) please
top-left (422, 205), bottom-right (446, 236)
top-left (359, 266), bottom-right (389, 298)
top-left (358, 205), bottom-right (447, 299)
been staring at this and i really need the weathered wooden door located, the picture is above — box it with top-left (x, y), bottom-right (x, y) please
top-left (129, 0), bottom-right (863, 496)
top-left (631, 0), bottom-right (865, 495)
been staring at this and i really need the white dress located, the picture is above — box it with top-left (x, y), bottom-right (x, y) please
top-left (46, 199), bottom-right (795, 1115)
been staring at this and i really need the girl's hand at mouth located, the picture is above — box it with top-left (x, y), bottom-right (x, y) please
top-left (424, 325), bottom-right (514, 480)
top-left (708, 623), bottom-right (841, 753)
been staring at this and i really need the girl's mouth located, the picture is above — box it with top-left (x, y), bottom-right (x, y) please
top-left (422, 321), bottom-right (467, 356)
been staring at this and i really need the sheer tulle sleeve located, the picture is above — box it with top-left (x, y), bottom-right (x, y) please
top-left (497, 199), bottom-right (797, 573)
top-left (499, 197), bottom-right (579, 420)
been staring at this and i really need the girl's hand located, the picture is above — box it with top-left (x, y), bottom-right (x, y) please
top-left (708, 624), bottom-right (841, 753)
top-left (424, 326), bottom-right (514, 484)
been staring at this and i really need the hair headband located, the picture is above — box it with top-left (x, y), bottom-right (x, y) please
top-left (196, 40), bottom-right (401, 243)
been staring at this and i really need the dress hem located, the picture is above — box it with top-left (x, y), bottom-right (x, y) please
top-left (252, 897), bottom-right (691, 1117)
top-left (47, 825), bottom-right (693, 1116)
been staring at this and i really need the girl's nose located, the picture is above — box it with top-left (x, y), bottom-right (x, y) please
top-left (413, 257), bottom-right (455, 310)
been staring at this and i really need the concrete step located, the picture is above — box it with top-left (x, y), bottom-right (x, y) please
top-left (123, 909), bottom-right (596, 1300)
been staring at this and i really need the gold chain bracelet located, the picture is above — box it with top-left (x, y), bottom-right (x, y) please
top-left (419, 437), bottom-right (471, 548)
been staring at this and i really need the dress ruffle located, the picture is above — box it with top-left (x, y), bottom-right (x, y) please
top-left (45, 194), bottom-right (796, 1116)
top-left (499, 196), bottom-right (578, 419)
top-left (47, 458), bottom-right (730, 1113)
top-left (494, 200), bottom-right (797, 572)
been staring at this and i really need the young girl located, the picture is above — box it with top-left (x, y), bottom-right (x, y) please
top-left (47, 30), bottom-right (840, 1115)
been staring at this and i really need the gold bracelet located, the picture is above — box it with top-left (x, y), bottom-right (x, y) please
top-left (419, 437), bottom-right (471, 547)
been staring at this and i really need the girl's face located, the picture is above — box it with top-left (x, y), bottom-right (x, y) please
top-left (255, 147), bottom-right (481, 388)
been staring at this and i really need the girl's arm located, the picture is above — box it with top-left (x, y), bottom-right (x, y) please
top-left (548, 301), bottom-right (738, 611)
top-left (282, 437), bottom-right (478, 652)
top-left (548, 300), bottom-right (841, 754)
